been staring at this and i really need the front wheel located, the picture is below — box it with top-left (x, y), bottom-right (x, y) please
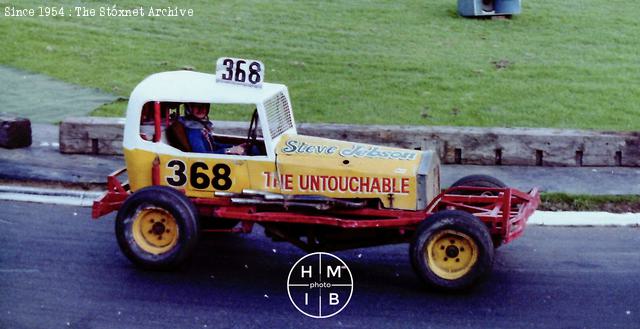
top-left (115, 186), bottom-right (200, 270)
top-left (410, 210), bottom-right (493, 291)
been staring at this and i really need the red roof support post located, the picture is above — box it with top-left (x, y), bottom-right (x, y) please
top-left (152, 155), bottom-right (160, 186)
top-left (153, 101), bottom-right (161, 142)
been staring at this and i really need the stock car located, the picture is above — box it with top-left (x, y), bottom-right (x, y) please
top-left (92, 58), bottom-right (539, 291)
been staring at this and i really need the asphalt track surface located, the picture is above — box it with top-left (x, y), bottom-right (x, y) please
top-left (0, 200), bottom-right (638, 329)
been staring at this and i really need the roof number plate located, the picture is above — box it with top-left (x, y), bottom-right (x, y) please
top-left (215, 57), bottom-right (264, 88)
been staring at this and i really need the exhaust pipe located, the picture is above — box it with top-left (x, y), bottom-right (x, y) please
top-left (215, 189), bottom-right (366, 210)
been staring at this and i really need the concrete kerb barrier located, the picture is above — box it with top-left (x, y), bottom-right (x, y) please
top-left (59, 117), bottom-right (125, 155)
top-left (59, 117), bottom-right (640, 167)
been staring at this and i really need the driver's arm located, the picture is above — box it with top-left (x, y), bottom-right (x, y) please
top-left (225, 144), bottom-right (246, 155)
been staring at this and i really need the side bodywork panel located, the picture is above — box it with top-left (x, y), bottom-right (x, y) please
top-left (124, 148), bottom-right (276, 199)
top-left (274, 135), bottom-right (440, 210)
top-left (120, 71), bottom-right (438, 210)
top-left (124, 137), bottom-right (440, 211)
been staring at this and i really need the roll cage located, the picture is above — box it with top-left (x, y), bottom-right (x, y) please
top-left (123, 70), bottom-right (296, 160)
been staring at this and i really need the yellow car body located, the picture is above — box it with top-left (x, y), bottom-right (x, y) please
top-left (121, 70), bottom-right (440, 211)
top-left (125, 135), bottom-right (440, 211)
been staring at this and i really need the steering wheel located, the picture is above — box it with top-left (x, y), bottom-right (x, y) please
top-left (245, 108), bottom-right (259, 155)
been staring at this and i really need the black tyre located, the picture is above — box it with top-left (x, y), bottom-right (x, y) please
top-left (115, 186), bottom-right (199, 270)
top-left (410, 210), bottom-right (494, 291)
top-left (450, 174), bottom-right (506, 189)
top-left (449, 174), bottom-right (506, 248)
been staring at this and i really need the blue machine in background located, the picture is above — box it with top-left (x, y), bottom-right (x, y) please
top-left (458, 0), bottom-right (521, 17)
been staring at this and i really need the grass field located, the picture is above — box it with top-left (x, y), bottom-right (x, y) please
top-left (540, 193), bottom-right (640, 213)
top-left (0, 0), bottom-right (638, 130)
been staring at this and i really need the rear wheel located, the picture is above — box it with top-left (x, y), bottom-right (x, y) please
top-left (450, 174), bottom-right (506, 190)
top-left (116, 186), bottom-right (199, 270)
top-left (450, 174), bottom-right (507, 248)
top-left (410, 210), bottom-right (493, 291)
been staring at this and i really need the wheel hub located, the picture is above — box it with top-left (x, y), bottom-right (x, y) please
top-left (445, 245), bottom-right (460, 258)
top-left (151, 222), bottom-right (166, 236)
top-left (131, 207), bottom-right (179, 255)
top-left (426, 229), bottom-right (479, 280)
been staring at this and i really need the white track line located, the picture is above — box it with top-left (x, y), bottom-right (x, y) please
top-left (0, 185), bottom-right (102, 198)
top-left (0, 185), bottom-right (101, 207)
top-left (0, 192), bottom-right (95, 207)
top-left (529, 211), bottom-right (640, 226)
top-left (0, 185), bottom-right (639, 226)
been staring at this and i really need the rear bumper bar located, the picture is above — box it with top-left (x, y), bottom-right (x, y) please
top-left (91, 167), bottom-right (129, 219)
top-left (429, 186), bottom-right (541, 244)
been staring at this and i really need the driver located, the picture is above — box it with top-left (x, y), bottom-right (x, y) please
top-left (180, 103), bottom-right (246, 155)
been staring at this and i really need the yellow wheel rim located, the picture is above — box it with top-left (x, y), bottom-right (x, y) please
top-left (425, 230), bottom-right (478, 280)
top-left (131, 207), bottom-right (179, 255)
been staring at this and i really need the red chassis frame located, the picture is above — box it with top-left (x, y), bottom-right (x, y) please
top-left (93, 168), bottom-right (540, 250)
